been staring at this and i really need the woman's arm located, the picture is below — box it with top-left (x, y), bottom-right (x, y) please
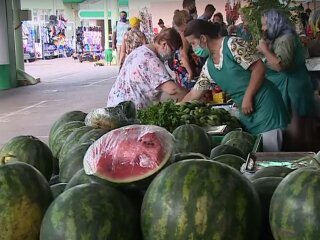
top-left (158, 81), bottom-right (188, 101)
top-left (181, 36), bottom-right (195, 80)
top-left (181, 88), bottom-right (206, 102)
top-left (242, 60), bottom-right (265, 115)
top-left (257, 39), bottom-right (282, 71)
top-left (119, 37), bottom-right (126, 66)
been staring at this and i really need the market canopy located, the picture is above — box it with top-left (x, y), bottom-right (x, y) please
top-left (63, 0), bottom-right (128, 6)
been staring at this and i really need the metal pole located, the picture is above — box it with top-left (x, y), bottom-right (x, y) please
top-left (104, 0), bottom-right (109, 51)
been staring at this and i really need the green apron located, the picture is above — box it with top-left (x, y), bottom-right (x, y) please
top-left (207, 37), bottom-right (289, 135)
top-left (265, 34), bottom-right (314, 117)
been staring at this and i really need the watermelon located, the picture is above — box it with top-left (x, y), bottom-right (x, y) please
top-left (172, 124), bottom-right (212, 156)
top-left (58, 126), bottom-right (93, 161)
top-left (252, 177), bottom-right (283, 240)
top-left (212, 154), bottom-right (246, 171)
top-left (49, 175), bottom-right (60, 185)
top-left (50, 121), bottom-right (85, 159)
top-left (78, 128), bottom-right (108, 144)
top-left (141, 160), bottom-right (261, 239)
top-left (50, 183), bottom-right (67, 199)
top-left (172, 152), bottom-right (208, 163)
top-left (210, 144), bottom-right (246, 159)
top-left (0, 135), bottom-right (53, 180)
top-left (85, 107), bottom-right (123, 130)
top-left (251, 166), bottom-right (294, 181)
top-left (221, 130), bottom-right (255, 145)
top-left (40, 183), bottom-right (141, 240)
top-left (65, 168), bottom-right (114, 191)
top-left (0, 162), bottom-right (53, 239)
top-left (49, 111), bottom-right (87, 149)
top-left (113, 100), bottom-right (137, 122)
top-left (59, 143), bottom-right (92, 183)
top-left (270, 168), bottom-right (320, 239)
top-left (224, 138), bottom-right (252, 156)
top-left (83, 125), bottom-right (174, 187)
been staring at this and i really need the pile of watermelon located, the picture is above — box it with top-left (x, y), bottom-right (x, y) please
top-left (1, 101), bottom-right (320, 239)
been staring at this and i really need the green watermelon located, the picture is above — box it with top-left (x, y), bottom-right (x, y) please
top-left (224, 138), bottom-right (252, 156)
top-left (78, 128), bottom-right (108, 144)
top-left (83, 125), bottom-right (175, 188)
top-left (270, 168), bottom-right (320, 239)
top-left (221, 130), bottom-right (255, 145)
top-left (84, 107), bottom-right (123, 130)
top-left (49, 175), bottom-right (60, 185)
top-left (0, 136), bottom-right (53, 180)
top-left (251, 166), bottom-right (294, 181)
top-left (65, 168), bottom-right (114, 191)
top-left (172, 124), bottom-right (212, 156)
top-left (114, 100), bottom-right (137, 120)
top-left (49, 111), bottom-right (87, 149)
top-left (50, 183), bottom-right (67, 199)
top-left (58, 126), bottom-right (93, 161)
top-left (212, 154), bottom-right (246, 171)
top-left (59, 143), bottom-right (92, 183)
top-left (252, 177), bottom-right (283, 240)
top-left (40, 183), bottom-right (141, 240)
top-left (172, 152), bottom-right (208, 163)
top-left (0, 162), bottom-right (53, 239)
top-left (50, 121), bottom-right (85, 159)
top-left (210, 144), bottom-right (246, 159)
top-left (141, 160), bottom-right (261, 239)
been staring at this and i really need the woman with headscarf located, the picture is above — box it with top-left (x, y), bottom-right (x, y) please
top-left (107, 28), bottom-right (187, 110)
top-left (119, 17), bottom-right (147, 69)
top-left (257, 9), bottom-right (314, 150)
top-left (181, 20), bottom-right (289, 152)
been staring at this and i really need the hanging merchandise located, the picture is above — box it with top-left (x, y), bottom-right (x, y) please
top-left (225, 0), bottom-right (241, 26)
top-left (139, 7), bottom-right (155, 43)
top-left (22, 22), bottom-right (36, 62)
top-left (74, 26), bottom-right (102, 63)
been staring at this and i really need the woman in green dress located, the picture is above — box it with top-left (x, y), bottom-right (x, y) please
top-left (182, 20), bottom-right (289, 152)
top-left (257, 9), bottom-right (314, 151)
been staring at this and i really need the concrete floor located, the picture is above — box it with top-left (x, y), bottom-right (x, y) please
top-left (0, 58), bottom-right (118, 147)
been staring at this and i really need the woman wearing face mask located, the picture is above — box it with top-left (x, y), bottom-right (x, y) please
top-left (107, 28), bottom-right (188, 110)
top-left (257, 9), bottom-right (314, 151)
top-left (182, 20), bottom-right (289, 152)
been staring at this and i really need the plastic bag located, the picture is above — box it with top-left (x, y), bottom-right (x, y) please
top-left (83, 125), bottom-right (175, 183)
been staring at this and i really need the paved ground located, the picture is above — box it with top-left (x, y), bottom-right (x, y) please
top-left (0, 58), bottom-right (118, 147)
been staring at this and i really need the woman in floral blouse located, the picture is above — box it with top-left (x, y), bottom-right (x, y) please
top-left (107, 28), bottom-right (188, 110)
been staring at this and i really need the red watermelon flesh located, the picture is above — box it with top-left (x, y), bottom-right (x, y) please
top-left (84, 125), bottom-right (174, 183)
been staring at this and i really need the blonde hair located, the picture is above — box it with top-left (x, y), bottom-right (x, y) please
top-left (173, 10), bottom-right (190, 27)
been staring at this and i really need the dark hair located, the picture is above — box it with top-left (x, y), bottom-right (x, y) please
top-left (154, 28), bottom-right (183, 50)
top-left (214, 12), bottom-right (224, 21)
top-left (205, 4), bottom-right (216, 13)
top-left (120, 11), bottom-right (127, 16)
top-left (183, 0), bottom-right (195, 9)
top-left (158, 19), bottom-right (164, 25)
top-left (184, 19), bottom-right (221, 39)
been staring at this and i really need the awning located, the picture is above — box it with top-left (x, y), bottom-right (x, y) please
top-left (63, 0), bottom-right (86, 3)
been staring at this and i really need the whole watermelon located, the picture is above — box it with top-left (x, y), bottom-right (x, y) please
top-left (221, 130), bottom-right (255, 146)
top-left (141, 160), bottom-right (261, 240)
top-left (252, 177), bottom-right (283, 240)
top-left (58, 126), bottom-right (93, 161)
top-left (49, 111), bottom-right (87, 149)
top-left (83, 125), bottom-right (175, 188)
top-left (0, 135), bottom-right (53, 180)
top-left (224, 138), bottom-right (253, 156)
top-left (50, 121), bottom-right (85, 159)
top-left (59, 143), bottom-right (92, 182)
top-left (78, 128), bottom-right (108, 144)
top-left (50, 183), bottom-right (67, 199)
top-left (212, 154), bottom-right (246, 171)
top-left (40, 183), bottom-right (141, 240)
top-left (270, 168), bottom-right (320, 240)
top-left (0, 162), bottom-right (53, 240)
top-left (172, 124), bottom-right (212, 156)
top-left (210, 144), bottom-right (246, 159)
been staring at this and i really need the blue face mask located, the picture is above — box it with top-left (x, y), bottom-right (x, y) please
top-left (193, 45), bottom-right (210, 58)
top-left (120, 16), bottom-right (127, 22)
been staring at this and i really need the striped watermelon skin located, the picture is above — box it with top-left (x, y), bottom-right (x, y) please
top-left (40, 183), bottom-right (141, 240)
top-left (141, 160), bottom-right (261, 240)
top-left (270, 168), bottom-right (320, 240)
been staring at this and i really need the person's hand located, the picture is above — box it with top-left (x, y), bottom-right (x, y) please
top-left (257, 39), bottom-right (268, 54)
top-left (242, 93), bottom-right (254, 115)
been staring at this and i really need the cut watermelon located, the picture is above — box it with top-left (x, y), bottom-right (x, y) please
top-left (83, 125), bottom-right (174, 184)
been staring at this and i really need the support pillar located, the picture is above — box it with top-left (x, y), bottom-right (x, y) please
top-left (0, 0), bottom-right (12, 90)
top-left (104, 0), bottom-right (110, 51)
